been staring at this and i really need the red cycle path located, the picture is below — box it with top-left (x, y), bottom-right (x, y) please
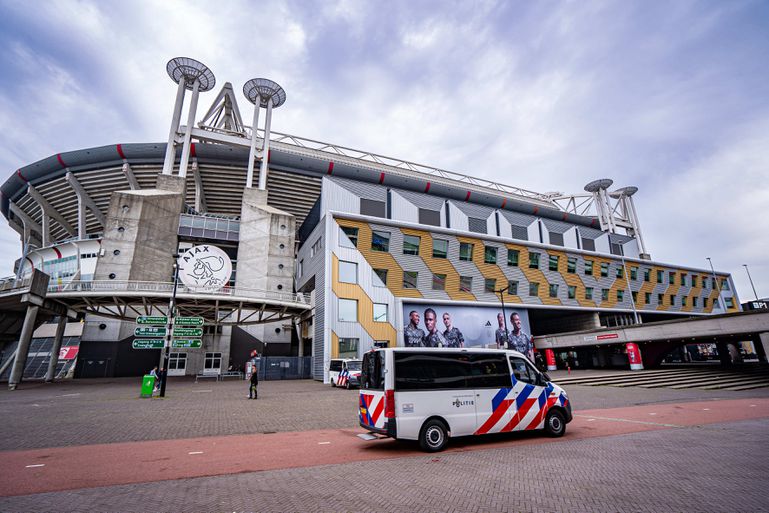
top-left (1, 397), bottom-right (767, 497)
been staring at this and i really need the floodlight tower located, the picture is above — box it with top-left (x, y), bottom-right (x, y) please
top-left (161, 57), bottom-right (216, 177)
top-left (584, 179), bottom-right (615, 232)
top-left (243, 79), bottom-right (286, 190)
top-left (609, 186), bottom-right (649, 259)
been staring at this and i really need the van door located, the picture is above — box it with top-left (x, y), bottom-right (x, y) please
top-left (506, 356), bottom-right (552, 432)
top-left (471, 353), bottom-right (516, 436)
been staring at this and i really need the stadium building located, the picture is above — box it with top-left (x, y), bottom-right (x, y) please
top-left (0, 58), bottom-right (741, 383)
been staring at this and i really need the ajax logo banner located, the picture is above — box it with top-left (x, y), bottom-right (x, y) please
top-left (178, 245), bottom-right (232, 291)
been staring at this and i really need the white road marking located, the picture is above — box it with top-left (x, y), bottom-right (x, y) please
top-left (318, 441), bottom-right (331, 445)
top-left (750, 404), bottom-right (757, 407)
top-left (649, 412), bottom-right (657, 416)
top-left (26, 464), bottom-right (45, 468)
top-left (703, 408), bottom-right (710, 411)
top-left (188, 451), bottom-right (204, 455)
top-left (575, 414), bottom-right (682, 428)
top-left (57, 393), bottom-right (81, 397)
top-left (587, 418), bottom-right (596, 422)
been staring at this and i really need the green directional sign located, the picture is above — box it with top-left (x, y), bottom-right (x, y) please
top-left (172, 327), bottom-right (203, 338)
top-left (172, 339), bottom-right (202, 349)
top-left (133, 339), bottom-right (164, 349)
top-left (175, 316), bottom-right (204, 327)
top-left (134, 326), bottom-right (167, 338)
top-left (136, 315), bottom-right (168, 325)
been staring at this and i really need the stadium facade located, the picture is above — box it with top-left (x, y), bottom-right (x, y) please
top-left (0, 59), bottom-right (740, 382)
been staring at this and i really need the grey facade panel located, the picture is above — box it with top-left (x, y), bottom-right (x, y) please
top-left (541, 218), bottom-right (572, 234)
top-left (549, 232), bottom-right (564, 247)
top-left (468, 217), bottom-right (488, 234)
top-left (418, 208), bottom-right (441, 227)
top-left (510, 225), bottom-right (529, 241)
top-left (360, 198), bottom-right (386, 218)
top-left (451, 200), bottom-right (495, 219)
top-left (392, 188), bottom-right (446, 211)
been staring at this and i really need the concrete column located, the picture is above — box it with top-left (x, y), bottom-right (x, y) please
top-left (626, 342), bottom-right (644, 370)
top-left (45, 316), bottom-right (68, 382)
top-left (8, 305), bottom-right (40, 390)
top-left (545, 348), bottom-right (557, 371)
top-left (757, 332), bottom-right (769, 364)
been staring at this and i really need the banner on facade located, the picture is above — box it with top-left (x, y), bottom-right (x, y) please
top-left (401, 303), bottom-right (532, 353)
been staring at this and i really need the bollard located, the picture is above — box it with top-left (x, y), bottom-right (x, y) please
top-left (567, 365), bottom-right (571, 375)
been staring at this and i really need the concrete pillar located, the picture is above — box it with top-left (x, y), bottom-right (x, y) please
top-left (545, 348), bottom-right (557, 371)
top-left (8, 305), bottom-right (40, 390)
top-left (757, 332), bottom-right (769, 364)
top-left (45, 316), bottom-right (68, 382)
top-left (626, 342), bottom-right (644, 370)
top-left (715, 341), bottom-right (732, 367)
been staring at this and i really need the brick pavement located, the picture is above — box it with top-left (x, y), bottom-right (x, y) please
top-left (0, 418), bottom-right (766, 513)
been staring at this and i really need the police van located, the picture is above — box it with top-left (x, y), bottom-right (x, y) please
top-left (328, 358), bottom-right (362, 389)
top-left (358, 347), bottom-right (572, 452)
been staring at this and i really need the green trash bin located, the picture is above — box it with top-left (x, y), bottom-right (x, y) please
top-left (141, 375), bottom-right (155, 398)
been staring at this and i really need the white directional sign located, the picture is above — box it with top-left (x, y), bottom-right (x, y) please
top-left (177, 244), bottom-right (232, 292)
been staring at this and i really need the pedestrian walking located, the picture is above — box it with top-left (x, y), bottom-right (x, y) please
top-left (249, 370), bottom-right (259, 399)
top-left (150, 366), bottom-right (160, 392)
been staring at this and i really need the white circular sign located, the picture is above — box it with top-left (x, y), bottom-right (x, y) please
top-left (177, 244), bottom-right (232, 291)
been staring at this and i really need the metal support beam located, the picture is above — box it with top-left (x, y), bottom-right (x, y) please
top-left (8, 305), bottom-right (40, 390)
top-left (162, 78), bottom-right (187, 176)
top-left (192, 159), bottom-right (208, 213)
top-left (258, 97), bottom-right (274, 191)
top-left (9, 203), bottom-right (42, 242)
top-left (178, 79), bottom-right (201, 179)
top-left (66, 172), bottom-right (106, 235)
top-left (122, 162), bottom-right (141, 190)
top-left (45, 316), bottom-right (68, 382)
top-left (27, 184), bottom-right (76, 239)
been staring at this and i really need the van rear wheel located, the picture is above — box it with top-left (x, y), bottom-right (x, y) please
top-left (419, 419), bottom-right (448, 452)
top-left (544, 410), bottom-right (566, 437)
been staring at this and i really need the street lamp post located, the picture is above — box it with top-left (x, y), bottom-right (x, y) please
top-left (159, 255), bottom-right (180, 398)
top-left (706, 257), bottom-right (724, 310)
top-left (743, 264), bottom-right (759, 301)
top-left (495, 286), bottom-right (510, 348)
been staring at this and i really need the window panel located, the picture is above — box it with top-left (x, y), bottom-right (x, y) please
top-left (549, 255), bottom-right (559, 271)
top-left (432, 238), bottom-right (449, 258)
top-left (371, 231), bottom-right (390, 252)
top-left (529, 252), bottom-right (540, 269)
top-left (403, 271), bottom-right (418, 289)
top-left (432, 273), bottom-right (446, 290)
top-left (459, 276), bottom-right (473, 293)
top-left (373, 268), bottom-right (388, 287)
top-left (338, 260), bottom-right (357, 284)
top-left (373, 303), bottom-right (388, 322)
top-left (403, 235), bottom-right (421, 255)
top-left (459, 242), bottom-right (474, 261)
top-left (485, 278), bottom-right (496, 293)
top-left (484, 246), bottom-right (497, 264)
top-left (338, 298), bottom-right (358, 322)
top-left (529, 282), bottom-right (539, 296)
top-left (507, 249), bottom-right (519, 266)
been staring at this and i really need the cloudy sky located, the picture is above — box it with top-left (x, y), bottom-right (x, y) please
top-left (0, 0), bottom-right (767, 300)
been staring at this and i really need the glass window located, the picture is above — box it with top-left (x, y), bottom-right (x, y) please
top-left (600, 262), bottom-right (609, 277)
top-left (568, 285), bottom-right (576, 299)
top-left (432, 273), bottom-right (446, 290)
top-left (703, 297), bottom-right (709, 308)
top-left (645, 292), bottom-right (651, 304)
top-left (601, 288), bottom-right (609, 301)
top-left (680, 273), bottom-right (687, 286)
top-left (509, 357), bottom-right (538, 385)
top-left (484, 246), bottom-right (497, 264)
top-left (459, 242), bottom-right (474, 261)
top-left (670, 294), bottom-right (676, 305)
top-left (630, 267), bottom-right (638, 280)
top-left (393, 352), bottom-right (472, 391)
top-left (338, 260), bottom-right (357, 284)
top-left (585, 287), bottom-right (593, 300)
top-left (584, 260), bottom-right (593, 276)
top-left (644, 269), bottom-right (650, 282)
top-left (508, 280), bottom-right (518, 295)
top-left (403, 271), bottom-right (418, 289)
top-left (339, 338), bottom-right (358, 359)
top-left (549, 255), bottom-right (559, 271)
top-left (373, 268), bottom-right (388, 287)
top-left (721, 279), bottom-right (730, 291)
top-left (658, 293), bottom-right (664, 304)
top-left (340, 226), bottom-right (358, 248)
top-left (549, 284), bottom-right (559, 298)
top-left (403, 235), bottom-right (421, 255)
top-left (617, 289), bottom-right (624, 302)
top-left (529, 252), bottom-right (540, 269)
top-left (657, 270), bottom-right (664, 283)
top-left (361, 350), bottom-right (385, 390)
top-left (616, 267), bottom-right (624, 279)
top-left (459, 276), bottom-right (473, 292)
top-left (311, 238), bottom-right (323, 257)
top-left (669, 272), bottom-right (675, 285)
top-left (693, 296), bottom-right (698, 307)
top-left (338, 298), bottom-right (358, 322)
top-left (371, 231), bottom-right (390, 252)
top-left (507, 249), bottom-right (519, 266)
top-left (567, 257), bottom-right (577, 274)
top-left (485, 278), bottom-right (496, 293)
top-left (682, 296), bottom-right (687, 307)
top-left (469, 354), bottom-right (513, 388)
top-left (691, 275), bottom-right (698, 288)
top-left (373, 303), bottom-right (388, 322)
top-left (204, 352), bottom-right (222, 371)
top-left (432, 238), bottom-right (448, 259)
top-left (529, 282), bottom-right (539, 296)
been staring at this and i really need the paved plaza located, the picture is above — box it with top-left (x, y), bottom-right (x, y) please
top-left (1, 371), bottom-right (768, 512)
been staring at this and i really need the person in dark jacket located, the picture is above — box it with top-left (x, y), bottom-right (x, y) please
top-left (249, 370), bottom-right (259, 399)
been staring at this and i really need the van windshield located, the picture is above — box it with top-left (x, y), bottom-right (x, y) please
top-left (347, 360), bottom-right (362, 371)
top-left (361, 351), bottom-right (384, 390)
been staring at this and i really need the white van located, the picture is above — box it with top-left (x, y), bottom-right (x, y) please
top-left (328, 358), bottom-right (362, 389)
top-left (358, 347), bottom-right (572, 452)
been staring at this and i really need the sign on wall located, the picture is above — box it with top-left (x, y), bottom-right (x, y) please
top-left (401, 303), bottom-right (532, 353)
top-left (177, 245), bottom-right (232, 291)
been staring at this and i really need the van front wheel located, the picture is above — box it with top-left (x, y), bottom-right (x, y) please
top-left (419, 419), bottom-right (448, 452)
top-left (544, 410), bottom-right (566, 437)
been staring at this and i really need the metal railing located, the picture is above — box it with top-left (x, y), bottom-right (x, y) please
top-left (0, 275), bottom-right (32, 294)
top-left (48, 280), bottom-right (311, 305)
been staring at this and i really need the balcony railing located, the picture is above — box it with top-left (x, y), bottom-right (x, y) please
top-left (48, 280), bottom-right (311, 305)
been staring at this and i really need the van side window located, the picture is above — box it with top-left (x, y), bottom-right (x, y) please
top-left (509, 357), bottom-right (537, 385)
top-left (329, 360), bottom-right (342, 372)
top-left (469, 354), bottom-right (512, 388)
top-left (394, 352), bottom-right (471, 391)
